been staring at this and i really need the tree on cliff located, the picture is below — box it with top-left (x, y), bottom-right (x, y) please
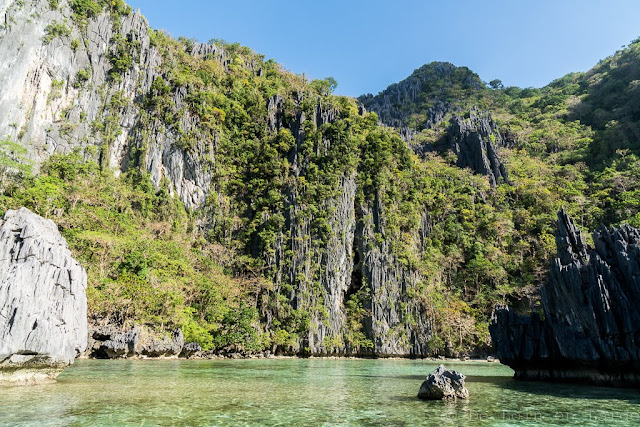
top-left (0, 138), bottom-right (31, 188)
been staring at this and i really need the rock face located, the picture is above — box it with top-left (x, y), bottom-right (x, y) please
top-left (0, 208), bottom-right (87, 385)
top-left (410, 109), bottom-right (510, 187)
top-left (261, 97), bottom-right (435, 357)
top-left (440, 110), bottom-right (509, 187)
top-left (490, 210), bottom-right (640, 386)
top-left (418, 364), bottom-right (469, 400)
top-left (359, 61), bottom-right (509, 187)
top-left (86, 324), bottom-right (200, 358)
top-left (0, 0), bottom-right (214, 209)
top-left (0, 0), bottom-right (437, 357)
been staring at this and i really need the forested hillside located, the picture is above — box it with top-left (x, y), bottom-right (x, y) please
top-left (0, 0), bottom-right (638, 357)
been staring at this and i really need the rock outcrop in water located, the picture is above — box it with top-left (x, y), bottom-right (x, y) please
top-left (418, 364), bottom-right (469, 400)
top-left (0, 208), bottom-right (87, 385)
top-left (490, 210), bottom-right (640, 386)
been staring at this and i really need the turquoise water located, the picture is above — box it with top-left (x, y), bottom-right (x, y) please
top-left (0, 359), bottom-right (639, 426)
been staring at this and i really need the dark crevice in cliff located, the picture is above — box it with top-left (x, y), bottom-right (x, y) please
top-left (7, 307), bottom-right (17, 333)
top-left (345, 238), bottom-right (363, 302)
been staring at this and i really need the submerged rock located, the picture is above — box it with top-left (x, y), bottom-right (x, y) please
top-left (490, 210), bottom-right (640, 386)
top-left (418, 364), bottom-right (469, 400)
top-left (0, 208), bottom-right (87, 385)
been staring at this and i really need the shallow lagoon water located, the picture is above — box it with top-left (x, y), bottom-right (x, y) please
top-left (1, 359), bottom-right (639, 426)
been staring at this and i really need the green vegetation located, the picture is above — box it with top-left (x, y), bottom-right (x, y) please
top-left (108, 33), bottom-right (139, 80)
top-left (0, 138), bottom-right (31, 186)
top-left (356, 40), bottom-right (640, 354)
top-left (70, 0), bottom-right (131, 28)
top-left (73, 67), bottom-right (91, 88)
top-left (43, 20), bottom-right (70, 44)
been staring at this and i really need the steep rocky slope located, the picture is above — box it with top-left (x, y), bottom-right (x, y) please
top-left (419, 109), bottom-right (509, 187)
top-left (358, 62), bottom-right (486, 135)
top-left (0, 0), bottom-right (211, 208)
top-left (359, 63), bottom-right (511, 185)
top-left (490, 210), bottom-right (640, 385)
top-left (0, 208), bottom-right (87, 384)
top-left (0, 0), bottom-right (444, 356)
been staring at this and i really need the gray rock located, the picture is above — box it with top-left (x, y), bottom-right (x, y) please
top-left (358, 62), bottom-right (479, 135)
top-left (0, 208), bottom-right (87, 385)
top-left (87, 325), bottom-right (139, 358)
top-left (0, 0), bottom-right (222, 210)
top-left (87, 324), bottom-right (189, 358)
top-left (138, 328), bottom-right (184, 357)
top-left (490, 209), bottom-right (640, 386)
top-left (418, 365), bottom-right (469, 400)
top-left (440, 109), bottom-right (509, 187)
top-left (359, 62), bottom-right (511, 186)
top-left (179, 342), bottom-right (202, 358)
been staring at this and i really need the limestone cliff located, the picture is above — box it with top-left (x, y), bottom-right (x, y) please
top-left (259, 95), bottom-right (434, 356)
top-left (358, 62), bottom-right (481, 134)
top-left (438, 110), bottom-right (509, 187)
top-left (490, 210), bottom-right (640, 386)
top-left (0, 208), bottom-right (87, 385)
top-left (0, 0), bottom-right (440, 357)
top-left (0, 0), bottom-right (213, 208)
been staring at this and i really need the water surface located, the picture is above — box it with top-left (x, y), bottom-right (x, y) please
top-left (1, 359), bottom-right (639, 426)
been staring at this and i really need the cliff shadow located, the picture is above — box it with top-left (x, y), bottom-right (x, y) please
top-left (492, 377), bottom-right (640, 403)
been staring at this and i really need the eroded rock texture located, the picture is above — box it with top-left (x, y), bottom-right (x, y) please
top-left (0, 208), bottom-right (87, 385)
top-left (490, 210), bottom-right (640, 386)
top-left (261, 98), bottom-right (435, 356)
top-left (86, 324), bottom-right (198, 358)
top-left (417, 364), bottom-right (469, 400)
top-left (442, 110), bottom-right (509, 187)
top-left (359, 61), bottom-right (510, 187)
top-left (0, 0), bottom-right (213, 209)
top-left (358, 62), bottom-right (478, 135)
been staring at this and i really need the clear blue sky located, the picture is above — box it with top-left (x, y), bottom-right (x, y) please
top-left (126, 0), bottom-right (640, 97)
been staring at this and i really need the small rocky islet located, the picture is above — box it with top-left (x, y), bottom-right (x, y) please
top-left (417, 364), bottom-right (469, 400)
